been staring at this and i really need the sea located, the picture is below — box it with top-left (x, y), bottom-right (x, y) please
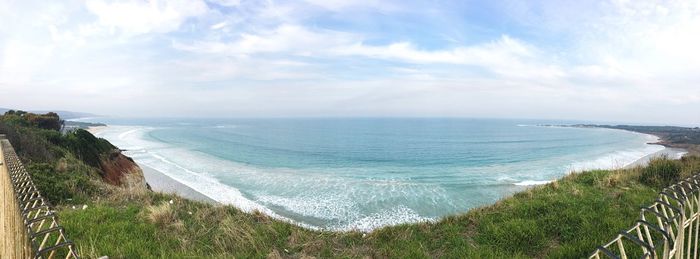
top-left (80, 118), bottom-right (664, 231)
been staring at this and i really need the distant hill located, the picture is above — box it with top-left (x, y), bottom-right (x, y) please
top-left (0, 107), bottom-right (98, 120)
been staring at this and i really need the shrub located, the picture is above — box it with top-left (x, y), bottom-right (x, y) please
top-left (26, 112), bottom-right (63, 131)
top-left (0, 122), bottom-right (60, 163)
top-left (62, 129), bottom-right (115, 167)
top-left (640, 157), bottom-right (682, 188)
top-left (27, 161), bottom-right (97, 205)
top-left (1, 111), bottom-right (63, 131)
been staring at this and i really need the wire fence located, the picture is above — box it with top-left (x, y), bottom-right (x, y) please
top-left (591, 172), bottom-right (700, 259)
top-left (0, 136), bottom-right (79, 259)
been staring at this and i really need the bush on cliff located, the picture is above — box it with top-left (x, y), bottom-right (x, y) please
top-left (26, 160), bottom-right (98, 205)
top-left (2, 110), bottom-right (63, 131)
top-left (62, 129), bottom-right (115, 168)
top-left (0, 112), bottom-right (106, 205)
top-left (640, 156), bottom-right (682, 188)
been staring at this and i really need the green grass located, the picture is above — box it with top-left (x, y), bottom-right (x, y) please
top-left (60, 204), bottom-right (182, 258)
top-left (53, 157), bottom-right (700, 258)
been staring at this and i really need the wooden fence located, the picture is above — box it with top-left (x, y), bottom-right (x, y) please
top-left (0, 135), bottom-right (78, 258)
top-left (591, 172), bottom-right (700, 259)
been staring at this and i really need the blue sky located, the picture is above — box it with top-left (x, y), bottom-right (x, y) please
top-left (0, 0), bottom-right (699, 124)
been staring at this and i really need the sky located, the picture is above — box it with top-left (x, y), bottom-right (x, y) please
top-left (0, 0), bottom-right (699, 125)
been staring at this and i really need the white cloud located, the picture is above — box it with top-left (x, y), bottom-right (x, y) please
top-left (0, 41), bottom-right (55, 86)
top-left (176, 28), bottom-right (564, 81)
top-left (207, 0), bottom-right (241, 7)
top-left (1, 0), bottom-right (699, 124)
top-left (332, 35), bottom-right (564, 80)
top-left (174, 24), bottom-right (358, 56)
top-left (301, 0), bottom-right (394, 11)
top-left (210, 21), bottom-right (228, 30)
top-left (85, 0), bottom-right (209, 35)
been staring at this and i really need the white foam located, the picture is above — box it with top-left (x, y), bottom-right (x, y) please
top-left (118, 129), bottom-right (139, 140)
top-left (97, 125), bottom-right (439, 231)
top-left (514, 180), bottom-right (553, 186)
top-left (676, 152), bottom-right (688, 159)
top-left (212, 125), bottom-right (237, 129)
top-left (96, 126), bottom-right (283, 216)
top-left (567, 133), bottom-right (663, 172)
top-left (91, 124), bottom-right (670, 232)
top-left (491, 131), bottom-right (665, 187)
top-left (256, 194), bottom-right (359, 222)
top-left (343, 206), bottom-right (433, 232)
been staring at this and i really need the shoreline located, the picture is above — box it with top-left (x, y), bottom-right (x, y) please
top-left (624, 147), bottom-right (687, 168)
top-left (87, 124), bottom-right (687, 231)
top-left (87, 126), bottom-right (219, 205)
top-left (554, 124), bottom-right (689, 169)
top-left (622, 132), bottom-right (686, 168)
top-left (590, 127), bottom-right (689, 168)
top-left (141, 164), bottom-right (218, 204)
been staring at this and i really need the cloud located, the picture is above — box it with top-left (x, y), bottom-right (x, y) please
top-left (301, 0), bottom-right (395, 11)
top-left (332, 35), bottom-right (564, 79)
top-left (207, 0), bottom-right (241, 7)
top-left (210, 21), bottom-right (228, 30)
top-left (85, 0), bottom-right (209, 35)
top-left (0, 40), bottom-right (55, 86)
top-left (173, 24), bottom-right (358, 56)
top-left (176, 26), bottom-right (564, 81)
top-left (1, 0), bottom-right (699, 124)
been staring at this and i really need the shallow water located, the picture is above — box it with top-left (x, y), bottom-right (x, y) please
top-left (84, 118), bottom-right (663, 231)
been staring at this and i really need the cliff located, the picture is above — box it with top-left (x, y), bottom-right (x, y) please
top-left (60, 128), bottom-right (148, 190)
top-left (98, 149), bottom-right (148, 191)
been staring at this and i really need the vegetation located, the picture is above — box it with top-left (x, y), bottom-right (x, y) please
top-left (577, 124), bottom-right (700, 155)
top-left (52, 158), bottom-right (700, 258)
top-left (2, 111), bottom-right (700, 258)
top-left (639, 156), bottom-right (682, 188)
top-left (61, 128), bottom-right (115, 168)
top-left (3, 110), bottom-right (64, 131)
top-left (0, 111), bottom-right (104, 204)
top-left (600, 125), bottom-right (700, 145)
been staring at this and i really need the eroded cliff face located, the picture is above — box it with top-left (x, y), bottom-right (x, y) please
top-left (98, 150), bottom-right (148, 191)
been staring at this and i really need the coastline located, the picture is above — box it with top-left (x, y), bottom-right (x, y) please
top-left (86, 123), bottom-right (687, 231)
top-left (554, 124), bottom-right (689, 169)
top-left (141, 164), bottom-right (218, 204)
top-left (87, 126), bottom-right (218, 205)
top-left (588, 127), bottom-right (689, 168)
top-left (624, 147), bottom-right (687, 168)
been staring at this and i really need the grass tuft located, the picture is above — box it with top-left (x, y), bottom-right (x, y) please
top-left (640, 156), bottom-right (682, 187)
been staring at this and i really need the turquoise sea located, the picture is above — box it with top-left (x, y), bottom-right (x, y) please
top-left (84, 118), bottom-right (662, 231)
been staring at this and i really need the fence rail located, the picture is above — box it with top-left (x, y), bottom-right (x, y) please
top-left (591, 172), bottom-right (700, 259)
top-left (0, 136), bottom-right (79, 259)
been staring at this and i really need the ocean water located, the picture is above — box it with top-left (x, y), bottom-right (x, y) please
top-left (84, 118), bottom-right (663, 231)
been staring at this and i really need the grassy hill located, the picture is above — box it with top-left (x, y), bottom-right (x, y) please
top-left (2, 112), bottom-right (699, 258)
top-left (0, 107), bottom-right (98, 120)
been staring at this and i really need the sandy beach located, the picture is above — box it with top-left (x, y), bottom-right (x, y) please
top-left (625, 147), bottom-right (687, 168)
top-left (86, 125), bottom-right (107, 135)
top-left (87, 126), bottom-right (218, 204)
top-left (141, 165), bottom-right (218, 204)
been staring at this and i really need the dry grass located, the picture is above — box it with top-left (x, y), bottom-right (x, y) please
top-left (145, 201), bottom-right (180, 228)
top-left (98, 180), bottom-right (153, 204)
top-left (213, 216), bottom-right (259, 251)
